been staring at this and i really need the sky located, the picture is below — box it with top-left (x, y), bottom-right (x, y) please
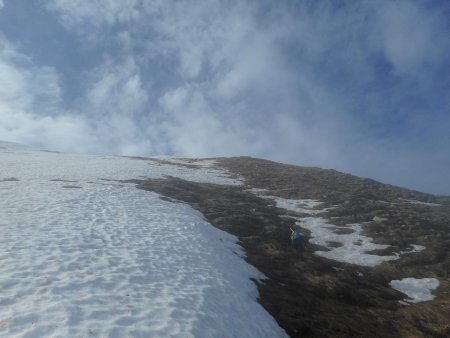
top-left (0, 0), bottom-right (449, 195)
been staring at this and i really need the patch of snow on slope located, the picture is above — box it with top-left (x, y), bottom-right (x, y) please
top-left (298, 218), bottom-right (399, 267)
top-left (247, 189), bottom-right (328, 215)
top-left (399, 244), bottom-right (426, 255)
top-left (248, 191), bottom-right (424, 267)
top-left (154, 157), bottom-right (241, 185)
top-left (160, 158), bottom-right (217, 168)
top-left (270, 197), bottom-right (326, 215)
top-left (245, 188), bottom-right (269, 194)
top-left (411, 244), bottom-right (426, 252)
top-left (400, 199), bottom-right (442, 207)
top-left (0, 146), bottom-right (285, 337)
top-left (389, 278), bottom-right (440, 303)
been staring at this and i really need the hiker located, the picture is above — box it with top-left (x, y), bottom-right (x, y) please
top-left (290, 226), bottom-right (305, 259)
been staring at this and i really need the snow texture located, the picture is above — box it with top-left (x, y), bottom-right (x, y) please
top-left (389, 278), bottom-right (440, 303)
top-left (0, 144), bottom-right (286, 337)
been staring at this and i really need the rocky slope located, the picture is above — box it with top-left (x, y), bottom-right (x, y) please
top-left (129, 157), bottom-right (450, 337)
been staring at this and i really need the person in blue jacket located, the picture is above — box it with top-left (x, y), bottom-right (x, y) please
top-left (290, 226), bottom-right (305, 259)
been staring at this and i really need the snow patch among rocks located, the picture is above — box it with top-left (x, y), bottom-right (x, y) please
top-left (248, 190), bottom-right (399, 266)
top-left (158, 157), bottom-right (217, 168)
top-left (155, 157), bottom-right (242, 185)
top-left (410, 244), bottom-right (426, 252)
top-left (247, 189), bottom-right (329, 215)
top-left (399, 244), bottom-right (426, 255)
top-left (299, 218), bottom-right (399, 267)
top-left (400, 199), bottom-right (442, 207)
top-left (390, 278), bottom-right (440, 303)
top-left (270, 197), bottom-right (326, 215)
top-left (245, 188), bottom-right (269, 194)
top-left (247, 190), bottom-right (425, 267)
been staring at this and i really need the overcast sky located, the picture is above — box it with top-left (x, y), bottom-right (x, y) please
top-left (0, 0), bottom-right (449, 195)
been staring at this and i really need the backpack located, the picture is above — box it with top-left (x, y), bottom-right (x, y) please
top-left (291, 230), bottom-right (301, 241)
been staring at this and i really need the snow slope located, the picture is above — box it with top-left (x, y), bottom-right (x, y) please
top-left (0, 144), bottom-right (286, 337)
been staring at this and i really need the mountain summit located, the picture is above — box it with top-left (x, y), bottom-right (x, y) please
top-left (1, 143), bottom-right (449, 337)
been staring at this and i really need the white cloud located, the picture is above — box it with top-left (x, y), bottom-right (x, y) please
top-left (37, 1), bottom-right (390, 164)
top-left (86, 56), bottom-right (148, 115)
top-left (0, 111), bottom-right (96, 152)
top-left (0, 1), bottom-right (4, 10)
top-left (377, 1), bottom-right (443, 75)
top-left (45, 0), bottom-right (142, 29)
top-left (80, 55), bottom-right (154, 155)
top-left (0, 37), bottom-right (97, 153)
top-left (159, 85), bottom-right (259, 157)
top-left (0, 39), bottom-right (151, 155)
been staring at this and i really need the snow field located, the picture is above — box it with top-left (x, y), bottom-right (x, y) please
top-left (0, 148), bottom-right (241, 186)
top-left (0, 146), bottom-right (286, 337)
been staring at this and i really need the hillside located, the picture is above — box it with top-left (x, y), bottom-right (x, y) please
top-left (131, 157), bottom-right (450, 337)
top-left (1, 143), bottom-right (449, 337)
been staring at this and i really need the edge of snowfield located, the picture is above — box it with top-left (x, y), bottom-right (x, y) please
top-left (0, 143), bottom-right (287, 338)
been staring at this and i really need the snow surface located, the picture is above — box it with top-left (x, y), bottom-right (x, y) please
top-left (389, 278), bottom-right (440, 303)
top-left (0, 144), bottom-right (286, 337)
top-left (0, 147), bottom-right (241, 186)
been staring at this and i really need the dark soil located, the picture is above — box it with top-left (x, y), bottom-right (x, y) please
top-left (127, 157), bottom-right (450, 337)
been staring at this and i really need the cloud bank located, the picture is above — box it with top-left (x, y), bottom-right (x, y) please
top-left (0, 0), bottom-right (449, 194)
